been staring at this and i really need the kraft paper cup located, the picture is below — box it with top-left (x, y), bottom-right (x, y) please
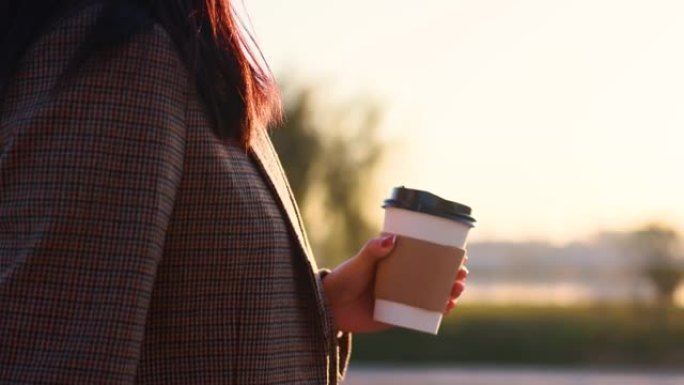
top-left (373, 187), bottom-right (475, 334)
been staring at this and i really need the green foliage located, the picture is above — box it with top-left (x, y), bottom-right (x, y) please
top-left (271, 83), bottom-right (385, 267)
top-left (352, 305), bottom-right (684, 367)
top-left (270, 87), bottom-right (325, 206)
top-left (628, 224), bottom-right (684, 307)
top-left (630, 224), bottom-right (680, 264)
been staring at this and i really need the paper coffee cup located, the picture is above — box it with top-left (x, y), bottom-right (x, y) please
top-left (373, 186), bottom-right (475, 334)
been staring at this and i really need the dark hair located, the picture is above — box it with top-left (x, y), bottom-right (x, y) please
top-left (0, 0), bottom-right (280, 148)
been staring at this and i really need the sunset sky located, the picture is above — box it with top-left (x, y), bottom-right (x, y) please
top-left (246, 0), bottom-right (684, 244)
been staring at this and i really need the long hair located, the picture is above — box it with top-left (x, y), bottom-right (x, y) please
top-left (0, 0), bottom-right (280, 148)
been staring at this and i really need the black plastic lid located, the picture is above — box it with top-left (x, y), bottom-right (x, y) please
top-left (382, 186), bottom-right (475, 226)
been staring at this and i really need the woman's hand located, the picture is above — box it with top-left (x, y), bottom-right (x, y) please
top-left (321, 234), bottom-right (469, 333)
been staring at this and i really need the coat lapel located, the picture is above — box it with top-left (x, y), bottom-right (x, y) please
top-left (249, 127), bottom-right (319, 271)
top-left (250, 127), bottom-right (334, 346)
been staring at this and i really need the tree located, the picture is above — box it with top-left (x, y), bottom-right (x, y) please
top-left (270, 83), bottom-right (386, 267)
top-left (629, 224), bottom-right (684, 308)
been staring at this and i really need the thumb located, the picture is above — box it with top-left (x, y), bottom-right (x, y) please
top-left (324, 234), bottom-right (397, 302)
top-left (357, 234), bottom-right (396, 262)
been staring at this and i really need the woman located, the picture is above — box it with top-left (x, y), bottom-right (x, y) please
top-left (0, 1), bottom-right (468, 384)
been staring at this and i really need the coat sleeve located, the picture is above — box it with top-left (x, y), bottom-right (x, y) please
top-left (333, 327), bottom-right (353, 383)
top-left (318, 269), bottom-right (353, 383)
top-left (0, 17), bottom-right (188, 384)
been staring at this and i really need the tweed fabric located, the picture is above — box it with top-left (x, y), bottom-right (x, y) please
top-left (0, 3), bottom-right (350, 384)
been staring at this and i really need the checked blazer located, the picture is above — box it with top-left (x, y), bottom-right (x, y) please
top-left (0, 3), bottom-right (350, 384)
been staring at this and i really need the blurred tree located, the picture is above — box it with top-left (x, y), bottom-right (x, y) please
top-left (269, 87), bottom-right (324, 206)
top-left (270, 83), bottom-right (385, 267)
top-left (629, 224), bottom-right (684, 308)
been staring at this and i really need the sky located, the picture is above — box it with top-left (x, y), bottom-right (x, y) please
top-left (245, 0), bottom-right (684, 244)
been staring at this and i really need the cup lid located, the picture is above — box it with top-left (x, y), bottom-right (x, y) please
top-left (382, 186), bottom-right (475, 226)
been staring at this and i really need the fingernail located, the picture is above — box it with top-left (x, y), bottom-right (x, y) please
top-left (380, 235), bottom-right (396, 248)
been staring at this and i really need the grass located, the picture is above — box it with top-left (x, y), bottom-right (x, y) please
top-left (352, 304), bottom-right (684, 367)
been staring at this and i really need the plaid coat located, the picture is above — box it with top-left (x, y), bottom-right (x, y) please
top-left (0, 4), bottom-right (350, 384)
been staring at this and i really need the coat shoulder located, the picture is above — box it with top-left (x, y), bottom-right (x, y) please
top-left (2, 1), bottom-right (187, 122)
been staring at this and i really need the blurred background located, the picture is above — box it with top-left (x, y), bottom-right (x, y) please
top-left (245, 0), bottom-right (684, 383)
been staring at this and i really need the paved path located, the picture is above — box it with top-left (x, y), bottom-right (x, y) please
top-left (343, 367), bottom-right (684, 385)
